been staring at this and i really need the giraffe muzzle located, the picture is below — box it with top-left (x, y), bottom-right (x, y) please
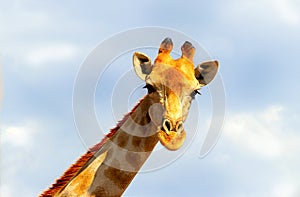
top-left (158, 119), bottom-right (186, 151)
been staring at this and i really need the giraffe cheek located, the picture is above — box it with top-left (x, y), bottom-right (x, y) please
top-left (157, 130), bottom-right (186, 151)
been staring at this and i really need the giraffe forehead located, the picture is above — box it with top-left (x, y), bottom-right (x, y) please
top-left (150, 62), bottom-right (198, 91)
top-left (153, 51), bottom-right (197, 84)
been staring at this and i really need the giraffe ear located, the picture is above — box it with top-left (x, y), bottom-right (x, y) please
top-left (195, 60), bottom-right (219, 85)
top-left (133, 52), bottom-right (152, 81)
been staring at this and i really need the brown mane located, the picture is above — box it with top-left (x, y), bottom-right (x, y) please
top-left (39, 97), bottom-right (145, 197)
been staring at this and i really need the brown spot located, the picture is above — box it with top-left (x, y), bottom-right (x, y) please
top-left (92, 186), bottom-right (107, 197)
top-left (144, 134), bottom-right (159, 152)
top-left (130, 135), bottom-right (158, 152)
top-left (132, 136), bottom-right (142, 148)
top-left (117, 132), bottom-right (129, 148)
top-left (131, 102), bottom-right (152, 126)
top-left (125, 152), bottom-right (142, 170)
top-left (104, 165), bottom-right (136, 190)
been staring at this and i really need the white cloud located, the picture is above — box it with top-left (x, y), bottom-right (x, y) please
top-left (1, 120), bottom-right (38, 148)
top-left (25, 43), bottom-right (79, 66)
top-left (271, 181), bottom-right (300, 197)
top-left (220, 0), bottom-right (300, 27)
top-left (0, 2), bottom-right (82, 69)
top-left (224, 105), bottom-right (300, 159)
top-left (0, 2), bottom-right (50, 37)
top-left (1, 120), bottom-right (40, 197)
top-left (275, 0), bottom-right (300, 26)
top-left (221, 105), bottom-right (300, 196)
top-left (1, 184), bottom-right (12, 197)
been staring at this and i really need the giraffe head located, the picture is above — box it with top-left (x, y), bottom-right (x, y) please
top-left (133, 38), bottom-right (218, 150)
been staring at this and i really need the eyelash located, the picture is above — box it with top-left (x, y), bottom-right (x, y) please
top-left (191, 90), bottom-right (201, 99)
top-left (143, 84), bottom-right (156, 93)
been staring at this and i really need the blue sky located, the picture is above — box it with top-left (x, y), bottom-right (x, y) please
top-left (1, 0), bottom-right (300, 196)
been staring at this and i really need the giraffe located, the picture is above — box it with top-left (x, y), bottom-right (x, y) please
top-left (40, 37), bottom-right (219, 197)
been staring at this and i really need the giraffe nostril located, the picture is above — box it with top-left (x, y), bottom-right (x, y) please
top-left (176, 121), bottom-right (184, 133)
top-left (165, 120), bottom-right (171, 131)
top-left (162, 119), bottom-right (172, 134)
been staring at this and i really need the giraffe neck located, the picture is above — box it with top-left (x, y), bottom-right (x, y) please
top-left (89, 94), bottom-right (159, 196)
top-left (54, 93), bottom-right (160, 197)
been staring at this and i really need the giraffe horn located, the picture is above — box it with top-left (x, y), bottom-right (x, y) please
top-left (158, 37), bottom-right (173, 54)
top-left (181, 41), bottom-right (195, 62)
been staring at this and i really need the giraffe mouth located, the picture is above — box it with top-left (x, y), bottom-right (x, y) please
top-left (157, 129), bottom-right (186, 151)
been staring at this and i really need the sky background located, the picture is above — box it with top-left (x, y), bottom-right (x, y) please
top-left (1, 0), bottom-right (300, 196)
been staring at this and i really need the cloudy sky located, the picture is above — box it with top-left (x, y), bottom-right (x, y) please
top-left (1, 0), bottom-right (300, 196)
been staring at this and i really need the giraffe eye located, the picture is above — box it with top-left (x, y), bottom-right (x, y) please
top-left (143, 84), bottom-right (156, 94)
